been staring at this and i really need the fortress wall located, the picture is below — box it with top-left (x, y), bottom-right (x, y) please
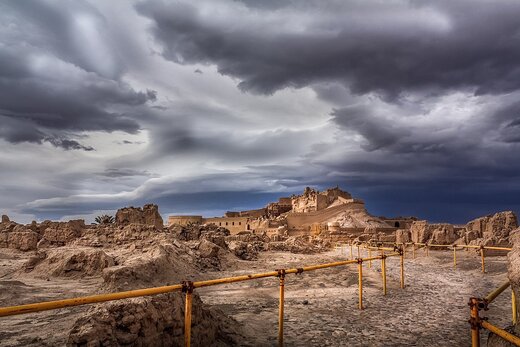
top-left (286, 202), bottom-right (365, 229)
top-left (205, 216), bottom-right (251, 234)
top-left (168, 216), bottom-right (204, 227)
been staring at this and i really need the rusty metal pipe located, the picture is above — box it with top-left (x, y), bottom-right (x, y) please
top-left (382, 254), bottom-right (387, 295)
top-left (513, 289), bottom-right (518, 325)
top-left (358, 259), bottom-right (363, 310)
top-left (481, 248), bottom-right (486, 273)
top-left (400, 250), bottom-right (405, 289)
top-left (453, 246), bottom-right (457, 267)
top-left (484, 281), bottom-right (510, 304)
top-left (484, 246), bottom-right (512, 251)
top-left (0, 283), bottom-right (183, 317)
top-left (278, 272), bottom-right (285, 347)
top-left (481, 320), bottom-right (520, 346)
top-left (184, 286), bottom-right (193, 347)
top-left (470, 298), bottom-right (481, 347)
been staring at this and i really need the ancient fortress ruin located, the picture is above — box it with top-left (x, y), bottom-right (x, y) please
top-left (168, 186), bottom-right (518, 249)
top-left (169, 187), bottom-right (414, 240)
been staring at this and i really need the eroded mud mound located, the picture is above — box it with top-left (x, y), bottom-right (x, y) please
top-left (67, 293), bottom-right (244, 347)
top-left (23, 248), bottom-right (115, 278)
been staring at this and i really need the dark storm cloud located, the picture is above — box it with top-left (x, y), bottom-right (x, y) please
top-left (0, 1), bottom-right (156, 150)
top-left (137, 0), bottom-right (520, 98)
top-left (331, 107), bottom-right (405, 151)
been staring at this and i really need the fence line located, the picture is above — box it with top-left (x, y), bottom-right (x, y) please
top-left (469, 281), bottom-right (520, 346)
top-left (0, 248), bottom-right (403, 347)
top-left (336, 241), bottom-right (512, 273)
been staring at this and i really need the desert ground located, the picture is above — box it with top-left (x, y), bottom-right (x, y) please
top-left (0, 247), bottom-right (512, 347)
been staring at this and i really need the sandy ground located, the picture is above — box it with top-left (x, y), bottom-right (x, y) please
top-left (0, 247), bottom-right (513, 347)
top-left (198, 248), bottom-right (512, 347)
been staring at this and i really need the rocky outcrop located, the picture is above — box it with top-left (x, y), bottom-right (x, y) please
top-left (0, 222), bottom-right (39, 251)
top-left (465, 211), bottom-right (518, 248)
top-left (410, 221), bottom-right (460, 245)
top-left (38, 220), bottom-right (85, 246)
top-left (67, 292), bottom-right (243, 347)
top-left (1, 214), bottom-right (9, 223)
top-left (115, 204), bottom-right (164, 230)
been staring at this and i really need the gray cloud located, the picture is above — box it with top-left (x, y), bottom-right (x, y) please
top-left (137, 0), bottom-right (520, 99)
top-left (0, 0), bottom-right (157, 150)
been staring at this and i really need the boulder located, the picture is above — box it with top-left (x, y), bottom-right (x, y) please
top-left (411, 221), bottom-right (456, 244)
top-left (115, 204), bottom-right (163, 230)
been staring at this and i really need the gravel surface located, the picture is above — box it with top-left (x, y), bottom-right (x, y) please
top-left (198, 248), bottom-right (512, 346)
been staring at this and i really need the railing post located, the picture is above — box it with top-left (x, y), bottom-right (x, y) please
top-left (412, 243), bottom-right (416, 259)
top-left (453, 246), bottom-right (457, 268)
top-left (182, 281), bottom-right (194, 347)
top-left (357, 245), bottom-right (360, 258)
top-left (277, 269), bottom-right (286, 347)
top-left (480, 246), bottom-right (485, 273)
top-left (368, 249), bottom-right (372, 269)
top-left (350, 243), bottom-right (353, 260)
top-left (357, 258), bottom-right (363, 310)
top-left (469, 297), bottom-right (481, 347)
top-left (513, 289), bottom-right (517, 325)
top-left (381, 252), bottom-right (387, 295)
top-left (400, 248), bottom-right (405, 289)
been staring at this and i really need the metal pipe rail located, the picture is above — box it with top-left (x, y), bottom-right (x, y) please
top-left (469, 281), bottom-right (520, 346)
top-left (353, 241), bottom-right (512, 273)
top-left (0, 252), bottom-right (402, 347)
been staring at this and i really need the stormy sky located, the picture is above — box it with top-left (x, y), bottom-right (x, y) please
top-left (1, 0), bottom-right (520, 224)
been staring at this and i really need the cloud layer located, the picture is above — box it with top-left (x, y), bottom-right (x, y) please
top-left (1, 0), bottom-right (519, 224)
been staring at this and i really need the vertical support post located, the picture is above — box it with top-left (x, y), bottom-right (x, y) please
top-left (480, 247), bottom-right (485, 273)
top-left (453, 246), bottom-right (457, 267)
top-left (513, 289), bottom-right (517, 325)
top-left (183, 281), bottom-right (194, 347)
top-left (400, 249), bottom-right (405, 289)
top-left (368, 248), bottom-right (372, 269)
top-left (403, 243), bottom-right (406, 259)
top-left (381, 253), bottom-right (387, 295)
top-left (278, 269), bottom-right (286, 347)
top-left (357, 258), bottom-right (363, 310)
top-left (350, 243), bottom-right (353, 260)
top-left (469, 298), bottom-right (481, 347)
top-left (357, 245), bottom-right (360, 259)
top-left (412, 243), bottom-right (416, 259)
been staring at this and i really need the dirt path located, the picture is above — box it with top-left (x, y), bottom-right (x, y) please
top-left (198, 249), bottom-right (512, 346)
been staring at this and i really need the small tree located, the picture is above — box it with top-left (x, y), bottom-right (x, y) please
top-left (95, 214), bottom-right (115, 224)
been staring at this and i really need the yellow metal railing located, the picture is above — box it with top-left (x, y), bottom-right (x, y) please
top-left (337, 240), bottom-right (517, 345)
top-left (469, 281), bottom-right (520, 346)
top-left (340, 241), bottom-right (511, 273)
top-left (0, 249), bottom-right (404, 347)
